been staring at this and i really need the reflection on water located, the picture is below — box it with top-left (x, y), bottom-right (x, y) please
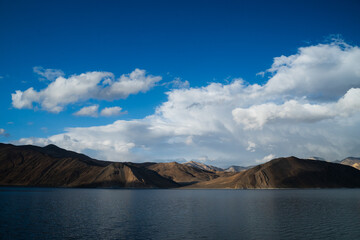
top-left (1, 188), bottom-right (360, 240)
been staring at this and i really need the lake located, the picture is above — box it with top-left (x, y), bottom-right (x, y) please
top-left (1, 188), bottom-right (360, 240)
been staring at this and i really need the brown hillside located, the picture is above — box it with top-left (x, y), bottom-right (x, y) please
top-left (0, 143), bottom-right (178, 188)
top-left (147, 162), bottom-right (227, 185)
top-left (188, 157), bottom-right (360, 189)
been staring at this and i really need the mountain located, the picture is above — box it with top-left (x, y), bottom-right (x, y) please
top-left (0, 143), bottom-right (178, 188)
top-left (340, 157), bottom-right (360, 170)
top-left (187, 157), bottom-right (360, 189)
top-left (2, 143), bottom-right (360, 189)
top-left (183, 161), bottom-right (250, 173)
top-left (146, 162), bottom-right (228, 185)
top-left (183, 161), bottom-right (223, 172)
top-left (224, 165), bottom-right (249, 172)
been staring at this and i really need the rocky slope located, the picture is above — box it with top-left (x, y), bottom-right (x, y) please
top-left (0, 143), bottom-right (179, 188)
top-left (187, 157), bottom-right (360, 189)
top-left (147, 162), bottom-right (227, 185)
top-left (183, 161), bottom-right (223, 172)
top-left (224, 165), bottom-right (249, 172)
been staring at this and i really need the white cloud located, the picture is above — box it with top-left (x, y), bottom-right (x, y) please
top-left (232, 88), bottom-right (360, 129)
top-left (12, 88), bottom-right (40, 109)
top-left (263, 41), bottom-right (360, 101)
top-left (17, 121), bottom-right (142, 161)
top-left (17, 137), bottom-right (52, 146)
top-left (196, 156), bottom-right (212, 163)
top-left (74, 105), bottom-right (99, 117)
top-left (74, 105), bottom-right (125, 117)
top-left (185, 136), bottom-right (193, 145)
top-left (14, 41), bottom-right (360, 166)
top-left (247, 141), bottom-right (256, 152)
top-left (33, 66), bottom-right (65, 81)
top-left (12, 69), bottom-right (162, 113)
top-left (256, 154), bottom-right (276, 163)
top-left (100, 107), bottom-right (124, 117)
top-left (99, 68), bottom-right (162, 100)
top-left (166, 77), bottom-right (190, 89)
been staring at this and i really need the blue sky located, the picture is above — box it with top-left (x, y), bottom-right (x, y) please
top-left (1, 0), bottom-right (360, 166)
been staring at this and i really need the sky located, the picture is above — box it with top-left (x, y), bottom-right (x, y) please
top-left (1, 0), bottom-right (360, 167)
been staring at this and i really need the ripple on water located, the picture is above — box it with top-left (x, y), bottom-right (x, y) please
top-left (1, 188), bottom-right (360, 240)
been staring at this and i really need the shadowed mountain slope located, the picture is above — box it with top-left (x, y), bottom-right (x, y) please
top-left (0, 143), bottom-right (178, 188)
top-left (147, 162), bottom-right (229, 185)
top-left (2, 144), bottom-right (360, 189)
top-left (187, 157), bottom-right (360, 189)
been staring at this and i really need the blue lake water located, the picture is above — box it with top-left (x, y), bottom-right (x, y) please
top-left (1, 188), bottom-right (360, 240)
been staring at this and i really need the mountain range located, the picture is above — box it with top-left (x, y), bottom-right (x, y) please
top-left (183, 161), bottom-right (250, 172)
top-left (1, 143), bottom-right (360, 189)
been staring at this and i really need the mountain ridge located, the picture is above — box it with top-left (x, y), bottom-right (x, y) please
top-left (187, 157), bottom-right (360, 189)
top-left (183, 161), bottom-right (224, 172)
top-left (0, 143), bottom-right (178, 188)
top-left (1, 143), bottom-right (360, 189)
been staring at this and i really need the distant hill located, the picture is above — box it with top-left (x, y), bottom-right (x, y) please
top-left (183, 161), bottom-right (251, 173)
top-left (187, 157), bottom-right (360, 189)
top-left (147, 162), bottom-right (225, 185)
top-left (0, 143), bottom-right (178, 188)
top-left (224, 165), bottom-right (249, 172)
top-left (183, 161), bottom-right (223, 172)
top-left (340, 157), bottom-right (360, 170)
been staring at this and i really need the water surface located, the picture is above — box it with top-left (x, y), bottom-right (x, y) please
top-left (1, 188), bottom-right (360, 239)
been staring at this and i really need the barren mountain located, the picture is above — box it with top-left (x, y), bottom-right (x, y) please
top-left (183, 161), bottom-right (223, 172)
top-left (224, 165), bottom-right (249, 172)
top-left (0, 143), bottom-right (178, 188)
top-left (2, 144), bottom-right (360, 189)
top-left (147, 162), bottom-right (225, 185)
top-left (187, 157), bottom-right (360, 189)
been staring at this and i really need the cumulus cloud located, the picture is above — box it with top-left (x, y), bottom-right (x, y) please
top-left (263, 40), bottom-right (360, 101)
top-left (73, 106), bottom-right (125, 117)
top-left (12, 87), bottom-right (40, 109)
top-left (12, 69), bottom-right (161, 113)
top-left (98, 68), bottom-right (162, 100)
top-left (232, 88), bottom-right (360, 129)
top-left (74, 105), bottom-right (99, 117)
top-left (17, 121), bottom-right (142, 161)
top-left (14, 41), bottom-right (360, 166)
top-left (33, 66), bottom-right (65, 81)
top-left (100, 107), bottom-right (124, 117)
